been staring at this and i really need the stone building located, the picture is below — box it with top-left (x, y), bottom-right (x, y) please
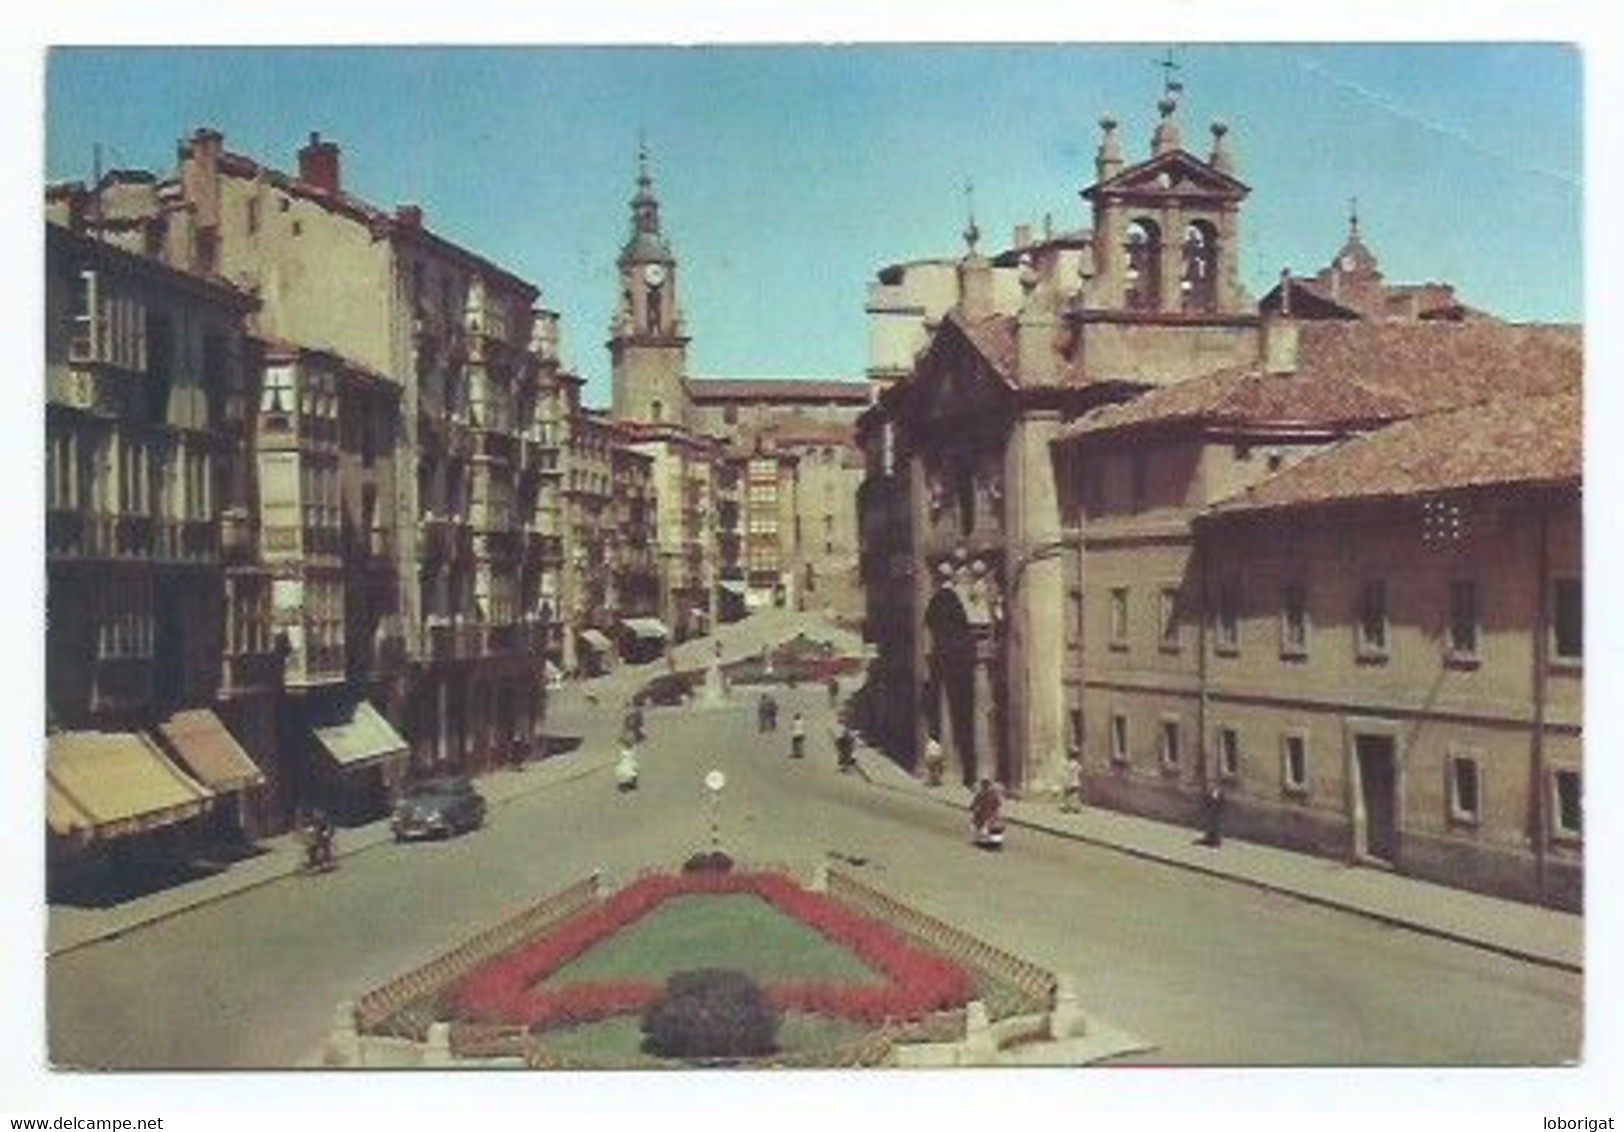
top-left (857, 89), bottom-right (1260, 792)
top-left (857, 82), bottom-right (1584, 906)
top-left (50, 126), bottom-right (576, 823)
top-left (1053, 314), bottom-right (1582, 907)
top-left (604, 149), bottom-right (871, 624)
top-left (44, 220), bottom-right (274, 874)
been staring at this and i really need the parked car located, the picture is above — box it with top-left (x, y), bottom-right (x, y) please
top-left (390, 776), bottom-right (487, 841)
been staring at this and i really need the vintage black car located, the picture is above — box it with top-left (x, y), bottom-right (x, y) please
top-left (390, 776), bottom-right (487, 841)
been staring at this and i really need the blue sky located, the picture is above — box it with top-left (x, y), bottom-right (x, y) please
top-left (45, 44), bottom-right (1581, 405)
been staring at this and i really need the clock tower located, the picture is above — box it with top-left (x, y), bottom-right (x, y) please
top-left (609, 144), bottom-right (690, 427)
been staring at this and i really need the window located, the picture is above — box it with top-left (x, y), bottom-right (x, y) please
top-left (1110, 712), bottom-right (1129, 765)
top-left (1281, 732), bottom-right (1308, 796)
top-left (1216, 726), bottom-right (1241, 780)
top-left (1216, 576), bottom-right (1240, 654)
top-left (1447, 580), bottom-right (1479, 661)
top-left (1159, 717), bottom-right (1181, 774)
top-left (1448, 752), bottom-right (1482, 825)
top-left (1280, 582), bottom-right (1308, 657)
top-left (723, 405), bottom-right (738, 425)
top-left (246, 196), bottom-right (261, 235)
top-left (1553, 578), bottom-right (1582, 662)
top-left (262, 366), bottom-right (295, 414)
top-left (1359, 579), bottom-right (1389, 658)
top-left (1066, 590), bottom-right (1084, 648)
top-left (1159, 586), bottom-right (1181, 652)
top-left (651, 399), bottom-right (664, 423)
top-left (1551, 769), bottom-right (1581, 839)
top-left (1109, 587), bottom-right (1130, 649)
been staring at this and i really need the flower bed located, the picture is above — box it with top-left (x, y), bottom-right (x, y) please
top-left (445, 871), bottom-right (975, 1032)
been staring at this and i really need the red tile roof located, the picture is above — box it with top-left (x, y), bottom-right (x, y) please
top-left (686, 377), bottom-right (871, 403)
top-left (1205, 391), bottom-right (1580, 517)
top-left (1057, 365), bottom-right (1409, 441)
top-left (1058, 320), bottom-right (1582, 443)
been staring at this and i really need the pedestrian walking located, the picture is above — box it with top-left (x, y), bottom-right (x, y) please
top-left (790, 712), bottom-right (806, 759)
top-left (615, 741), bottom-right (640, 793)
top-left (757, 693), bottom-right (772, 734)
top-left (1199, 780), bottom-right (1226, 847)
top-left (970, 779), bottom-right (1005, 850)
top-left (826, 674), bottom-right (840, 708)
top-left (923, 734), bottom-right (946, 787)
top-left (764, 693), bottom-right (779, 732)
top-left (1060, 754), bottom-right (1083, 813)
top-left (835, 724), bottom-right (857, 772)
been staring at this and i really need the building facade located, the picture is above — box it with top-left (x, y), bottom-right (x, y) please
top-left (857, 83), bottom-right (1584, 906)
top-left (44, 220), bottom-right (275, 871)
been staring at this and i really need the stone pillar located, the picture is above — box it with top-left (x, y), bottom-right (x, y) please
top-left (1159, 204), bottom-right (1185, 313)
top-left (961, 1000), bottom-right (997, 1064)
top-left (1050, 974), bottom-right (1087, 1040)
top-left (1004, 412), bottom-right (1067, 794)
top-left (423, 1022), bottom-right (453, 1068)
top-left (972, 645), bottom-right (996, 785)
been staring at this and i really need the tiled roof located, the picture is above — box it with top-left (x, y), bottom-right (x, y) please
top-left (1205, 390), bottom-right (1581, 517)
top-left (1288, 320), bottom-right (1581, 413)
top-left (686, 378), bottom-right (870, 403)
top-left (1057, 365), bottom-right (1409, 441)
top-left (1058, 320), bottom-right (1582, 442)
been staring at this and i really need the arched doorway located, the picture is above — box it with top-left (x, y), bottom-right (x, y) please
top-left (924, 587), bottom-right (978, 786)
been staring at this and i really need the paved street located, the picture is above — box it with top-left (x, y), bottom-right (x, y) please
top-left (46, 611), bottom-right (1581, 1069)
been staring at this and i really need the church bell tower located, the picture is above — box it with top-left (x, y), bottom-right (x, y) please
top-left (609, 142), bottom-right (690, 427)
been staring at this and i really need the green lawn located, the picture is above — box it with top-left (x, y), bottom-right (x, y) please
top-left (544, 894), bottom-right (886, 987)
top-left (538, 1011), bottom-right (872, 1068)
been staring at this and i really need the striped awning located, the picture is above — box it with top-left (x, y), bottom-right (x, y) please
top-left (311, 701), bottom-right (409, 770)
top-left (157, 710), bottom-right (266, 794)
top-left (47, 731), bottom-right (215, 841)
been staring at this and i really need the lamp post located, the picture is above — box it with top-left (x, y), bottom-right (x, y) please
top-left (704, 769), bottom-right (726, 853)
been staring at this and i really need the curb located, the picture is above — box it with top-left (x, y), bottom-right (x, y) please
top-left (861, 773), bottom-right (1582, 975)
top-left (46, 757), bottom-right (612, 961)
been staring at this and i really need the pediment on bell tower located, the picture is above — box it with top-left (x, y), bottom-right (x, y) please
top-left (1086, 149), bottom-right (1250, 203)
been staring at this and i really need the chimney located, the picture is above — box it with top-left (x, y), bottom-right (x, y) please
top-left (395, 203), bottom-right (423, 228)
top-left (298, 131), bottom-right (341, 194)
top-left (1263, 268), bottom-right (1299, 375)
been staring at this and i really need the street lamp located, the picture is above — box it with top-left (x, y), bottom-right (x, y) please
top-left (704, 769), bottom-right (726, 852)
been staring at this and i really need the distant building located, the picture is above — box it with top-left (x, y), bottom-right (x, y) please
top-left (603, 147), bottom-right (871, 625)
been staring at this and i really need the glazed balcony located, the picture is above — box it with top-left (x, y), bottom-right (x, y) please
top-left (154, 518), bottom-right (218, 565)
top-left (221, 508), bottom-right (255, 563)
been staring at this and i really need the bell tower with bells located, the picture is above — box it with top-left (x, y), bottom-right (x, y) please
top-left (609, 139), bottom-right (691, 427)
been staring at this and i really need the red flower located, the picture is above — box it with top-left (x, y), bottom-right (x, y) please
top-left (444, 872), bottom-right (975, 1031)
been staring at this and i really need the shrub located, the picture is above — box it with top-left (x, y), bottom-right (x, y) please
top-left (641, 968), bottom-right (781, 1060)
top-left (682, 850), bottom-right (734, 874)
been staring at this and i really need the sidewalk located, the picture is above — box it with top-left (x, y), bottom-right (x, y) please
top-left (853, 750), bottom-right (1584, 973)
top-left (45, 742), bottom-right (618, 959)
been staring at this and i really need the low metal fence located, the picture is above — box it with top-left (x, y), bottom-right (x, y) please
top-left (825, 869), bottom-right (1057, 1018)
top-left (354, 874), bottom-right (601, 1040)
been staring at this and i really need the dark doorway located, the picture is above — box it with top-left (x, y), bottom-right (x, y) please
top-left (1355, 734), bottom-right (1398, 865)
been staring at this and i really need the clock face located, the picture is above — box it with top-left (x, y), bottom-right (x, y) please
top-left (642, 263), bottom-right (666, 287)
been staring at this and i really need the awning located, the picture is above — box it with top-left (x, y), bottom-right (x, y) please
top-left (157, 710), bottom-right (266, 793)
top-left (620, 618), bottom-right (670, 641)
top-left (47, 731), bottom-right (215, 841)
top-left (579, 629), bottom-right (613, 652)
top-left (718, 580), bottom-right (750, 596)
top-left (311, 701), bottom-right (409, 770)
